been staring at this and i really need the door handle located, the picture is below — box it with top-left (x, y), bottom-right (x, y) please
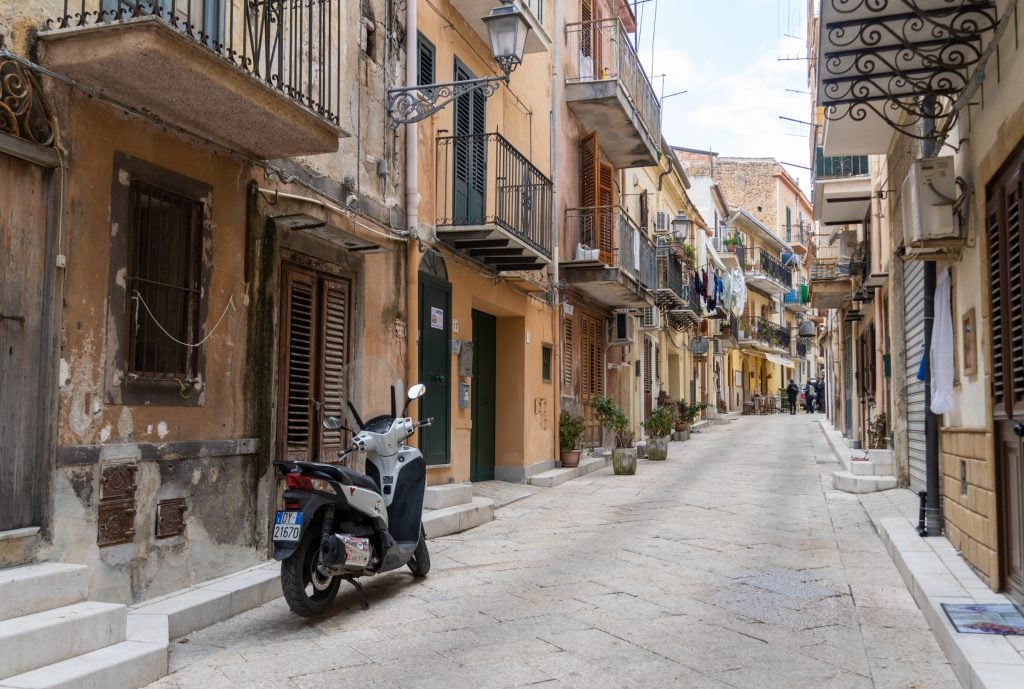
top-left (1014, 422), bottom-right (1024, 439)
top-left (431, 374), bottom-right (445, 383)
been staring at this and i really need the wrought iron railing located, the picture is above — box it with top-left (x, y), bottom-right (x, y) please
top-left (49, 1), bottom-right (343, 126)
top-left (565, 205), bottom-right (656, 285)
top-left (740, 316), bottom-right (791, 349)
top-left (713, 234), bottom-right (746, 267)
top-left (745, 247), bottom-right (793, 289)
top-left (436, 132), bottom-right (553, 258)
top-left (638, 232), bottom-right (657, 291)
top-left (657, 248), bottom-right (683, 299)
top-left (565, 18), bottom-right (661, 145)
top-left (683, 267), bottom-right (702, 313)
top-left (815, 147), bottom-right (869, 179)
top-left (810, 258), bottom-right (852, 280)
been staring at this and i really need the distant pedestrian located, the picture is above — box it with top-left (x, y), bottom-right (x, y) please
top-left (786, 380), bottom-right (799, 415)
top-left (816, 379), bottom-right (826, 413)
top-left (804, 381), bottom-right (816, 413)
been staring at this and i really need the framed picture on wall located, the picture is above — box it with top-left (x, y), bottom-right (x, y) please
top-left (962, 308), bottom-right (977, 376)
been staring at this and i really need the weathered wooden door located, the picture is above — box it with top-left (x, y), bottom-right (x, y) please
top-left (418, 268), bottom-right (451, 466)
top-left (580, 312), bottom-right (605, 445)
top-left (0, 151), bottom-right (48, 531)
top-left (278, 265), bottom-right (351, 462)
top-left (470, 311), bottom-right (496, 482)
top-left (987, 144), bottom-right (1024, 604)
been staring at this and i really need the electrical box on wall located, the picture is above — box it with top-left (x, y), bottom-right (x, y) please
top-left (458, 341), bottom-right (474, 377)
top-left (459, 382), bottom-right (471, 409)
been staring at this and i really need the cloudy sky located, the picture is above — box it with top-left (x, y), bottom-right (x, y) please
top-left (630, 0), bottom-right (814, 193)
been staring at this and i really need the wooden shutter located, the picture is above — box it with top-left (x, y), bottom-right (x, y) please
top-left (319, 278), bottom-right (350, 461)
top-left (581, 0), bottom-right (594, 58)
top-left (988, 152), bottom-right (1024, 417)
top-left (562, 316), bottom-right (574, 391)
top-left (598, 162), bottom-right (615, 264)
top-left (580, 313), bottom-right (605, 444)
top-left (417, 33), bottom-right (435, 86)
top-left (580, 132), bottom-right (599, 249)
top-left (282, 269), bottom-right (316, 459)
top-left (639, 191), bottom-right (649, 233)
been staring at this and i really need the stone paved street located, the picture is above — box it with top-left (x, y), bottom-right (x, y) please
top-left (146, 414), bottom-right (959, 689)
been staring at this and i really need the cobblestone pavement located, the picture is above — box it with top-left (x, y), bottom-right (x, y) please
top-left (147, 414), bottom-right (959, 689)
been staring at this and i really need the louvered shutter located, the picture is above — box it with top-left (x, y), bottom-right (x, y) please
top-left (989, 202), bottom-right (1006, 409)
top-left (580, 313), bottom-right (604, 444)
top-left (319, 278), bottom-right (350, 462)
top-left (989, 161), bottom-right (1024, 417)
top-left (417, 33), bottom-right (435, 86)
top-left (563, 316), bottom-right (574, 391)
top-left (581, 0), bottom-right (594, 58)
top-left (598, 162), bottom-right (615, 265)
top-left (453, 59), bottom-right (486, 224)
top-left (580, 132), bottom-right (599, 249)
top-left (283, 269), bottom-right (316, 460)
top-left (644, 337), bottom-right (653, 418)
top-left (639, 192), bottom-right (649, 233)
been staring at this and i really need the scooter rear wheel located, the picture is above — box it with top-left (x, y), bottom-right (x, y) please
top-left (281, 529), bottom-right (341, 617)
top-left (407, 526), bottom-right (430, 577)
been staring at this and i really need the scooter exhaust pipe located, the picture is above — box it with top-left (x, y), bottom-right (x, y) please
top-left (320, 534), bottom-right (373, 570)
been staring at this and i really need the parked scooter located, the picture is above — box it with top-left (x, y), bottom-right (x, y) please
top-left (272, 383), bottom-right (432, 617)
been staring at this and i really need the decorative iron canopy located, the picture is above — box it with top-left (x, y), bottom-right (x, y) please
top-left (819, 0), bottom-right (998, 144)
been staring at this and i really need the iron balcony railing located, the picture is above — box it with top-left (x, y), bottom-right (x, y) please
top-left (638, 230), bottom-right (657, 292)
top-left (740, 316), bottom-right (791, 349)
top-left (810, 258), bottom-right (853, 280)
top-left (713, 234), bottom-right (746, 267)
top-left (815, 147), bottom-right (870, 179)
top-left (565, 205), bottom-right (657, 286)
top-left (565, 18), bottom-right (661, 145)
top-left (745, 247), bottom-right (793, 289)
top-left (50, 0), bottom-right (343, 126)
top-left (436, 132), bottom-right (553, 258)
top-left (683, 266), bottom-right (702, 313)
top-left (656, 248), bottom-right (684, 299)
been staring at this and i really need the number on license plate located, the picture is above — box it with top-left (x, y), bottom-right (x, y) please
top-left (273, 511), bottom-right (303, 542)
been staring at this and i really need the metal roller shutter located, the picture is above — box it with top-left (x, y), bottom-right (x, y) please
top-left (904, 259), bottom-right (927, 492)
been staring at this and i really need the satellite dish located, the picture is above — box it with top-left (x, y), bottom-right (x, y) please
top-left (689, 336), bottom-right (709, 355)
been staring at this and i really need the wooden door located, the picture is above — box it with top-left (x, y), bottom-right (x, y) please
top-left (987, 144), bottom-right (1024, 604)
top-left (580, 312), bottom-right (605, 445)
top-left (453, 59), bottom-right (487, 224)
top-left (643, 337), bottom-right (653, 420)
top-left (418, 273), bottom-right (451, 466)
top-left (278, 265), bottom-right (351, 463)
top-left (579, 133), bottom-right (615, 265)
top-left (0, 152), bottom-right (48, 531)
top-left (471, 311), bottom-right (496, 482)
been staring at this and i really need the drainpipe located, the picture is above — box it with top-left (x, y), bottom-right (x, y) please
top-left (922, 101), bottom-right (942, 536)
top-left (550, 4), bottom-right (561, 451)
top-left (404, 0), bottom-right (421, 402)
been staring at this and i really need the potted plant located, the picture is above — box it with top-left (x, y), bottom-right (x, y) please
top-left (674, 400), bottom-right (706, 440)
top-left (679, 243), bottom-right (697, 268)
top-left (558, 411), bottom-right (585, 468)
top-left (591, 397), bottom-right (636, 475)
top-left (644, 404), bottom-right (676, 460)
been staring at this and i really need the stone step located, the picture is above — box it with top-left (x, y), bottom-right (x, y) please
top-left (0, 640), bottom-right (167, 689)
top-left (833, 470), bottom-right (898, 494)
top-left (422, 498), bottom-right (494, 539)
top-left (527, 455), bottom-right (611, 488)
top-left (0, 564), bottom-right (89, 622)
top-left (0, 602), bottom-right (126, 680)
top-left (423, 483), bottom-right (474, 510)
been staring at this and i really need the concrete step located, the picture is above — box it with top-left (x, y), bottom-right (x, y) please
top-left (0, 602), bottom-right (126, 680)
top-left (833, 470), bottom-right (898, 494)
top-left (0, 640), bottom-right (166, 689)
top-left (0, 564), bottom-right (89, 622)
top-left (423, 483), bottom-right (474, 510)
top-left (527, 455), bottom-right (611, 488)
top-left (422, 498), bottom-right (494, 539)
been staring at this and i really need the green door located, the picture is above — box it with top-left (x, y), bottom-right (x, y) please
top-left (453, 59), bottom-right (487, 224)
top-left (471, 310), bottom-right (496, 482)
top-left (418, 274), bottom-right (451, 466)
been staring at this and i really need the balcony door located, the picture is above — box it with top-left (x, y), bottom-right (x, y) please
top-left (986, 142), bottom-right (1024, 605)
top-left (580, 132), bottom-right (615, 265)
top-left (453, 59), bottom-right (487, 225)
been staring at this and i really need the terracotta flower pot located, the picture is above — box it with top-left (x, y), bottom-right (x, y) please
top-left (560, 449), bottom-right (581, 468)
top-left (612, 448), bottom-right (637, 475)
top-left (647, 437), bottom-right (669, 460)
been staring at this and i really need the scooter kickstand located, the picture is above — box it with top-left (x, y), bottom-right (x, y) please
top-left (345, 577), bottom-right (369, 611)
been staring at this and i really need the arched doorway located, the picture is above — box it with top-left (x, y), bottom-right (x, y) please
top-left (418, 250), bottom-right (451, 466)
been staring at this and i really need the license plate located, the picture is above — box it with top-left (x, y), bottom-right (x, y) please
top-left (273, 511), bottom-right (303, 542)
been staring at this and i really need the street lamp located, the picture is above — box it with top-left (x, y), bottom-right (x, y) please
top-left (671, 212), bottom-right (692, 242)
top-left (387, 0), bottom-right (531, 127)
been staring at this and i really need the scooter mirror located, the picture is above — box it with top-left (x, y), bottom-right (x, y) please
top-left (407, 383), bottom-right (426, 400)
top-left (322, 416), bottom-right (342, 431)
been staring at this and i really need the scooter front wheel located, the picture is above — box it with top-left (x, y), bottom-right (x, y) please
top-left (281, 529), bottom-right (341, 617)
top-left (407, 526), bottom-right (430, 577)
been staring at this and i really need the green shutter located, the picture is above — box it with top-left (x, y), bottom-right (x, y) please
top-left (417, 33), bottom-right (435, 86)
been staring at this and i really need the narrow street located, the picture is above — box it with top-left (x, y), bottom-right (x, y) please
top-left (147, 416), bottom-right (958, 689)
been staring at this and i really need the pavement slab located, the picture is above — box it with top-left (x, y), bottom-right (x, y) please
top-left (143, 414), bottom-right (959, 689)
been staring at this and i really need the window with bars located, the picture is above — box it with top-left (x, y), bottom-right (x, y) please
top-left (542, 344), bottom-right (552, 382)
top-left (126, 180), bottom-right (203, 381)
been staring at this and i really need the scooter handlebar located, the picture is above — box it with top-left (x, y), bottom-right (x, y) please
top-left (417, 418), bottom-right (434, 428)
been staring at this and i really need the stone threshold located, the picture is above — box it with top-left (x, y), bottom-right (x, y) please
top-left (860, 489), bottom-right (1024, 689)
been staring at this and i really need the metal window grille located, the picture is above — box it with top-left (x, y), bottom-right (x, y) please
top-left (126, 180), bottom-right (203, 380)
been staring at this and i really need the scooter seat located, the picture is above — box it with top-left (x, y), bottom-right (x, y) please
top-left (309, 463), bottom-right (379, 493)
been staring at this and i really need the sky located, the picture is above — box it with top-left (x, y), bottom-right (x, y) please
top-left (630, 0), bottom-right (814, 195)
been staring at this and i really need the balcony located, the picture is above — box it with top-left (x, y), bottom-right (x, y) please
top-left (812, 147), bottom-right (872, 226)
top-left (809, 246), bottom-right (855, 310)
top-left (39, 1), bottom-right (345, 158)
top-left (435, 132), bottom-right (553, 271)
top-left (737, 316), bottom-right (791, 351)
top-left (783, 285), bottom-right (810, 313)
top-left (666, 265), bottom-right (702, 331)
top-left (449, 0), bottom-right (551, 54)
top-left (712, 235), bottom-right (745, 270)
top-left (743, 248), bottom-right (792, 295)
top-left (561, 206), bottom-right (655, 308)
top-left (564, 18), bottom-right (661, 168)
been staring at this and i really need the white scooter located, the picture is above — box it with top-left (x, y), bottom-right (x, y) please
top-left (272, 384), bottom-right (432, 617)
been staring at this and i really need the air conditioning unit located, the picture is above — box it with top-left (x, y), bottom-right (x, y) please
top-left (608, 312), bottom-right (635, 345)
top-left (902, 156), bottom-right (960, 249)
top-left (639, 307), bottom-right (661, 330)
